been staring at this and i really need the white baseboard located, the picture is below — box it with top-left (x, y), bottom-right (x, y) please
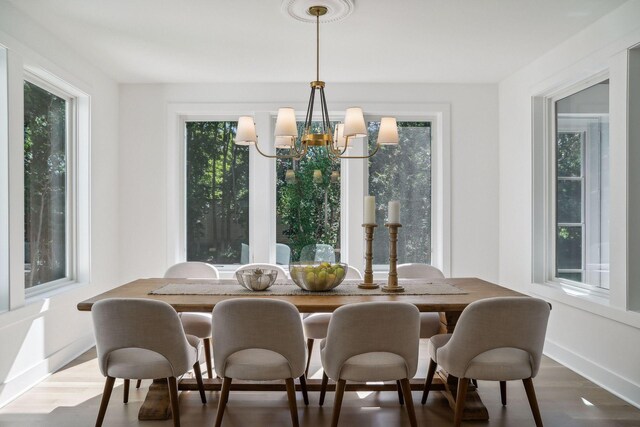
top-left (0, 334), bottom-right (95, 408)
top-left (544, 338), bottom-right (640, 409)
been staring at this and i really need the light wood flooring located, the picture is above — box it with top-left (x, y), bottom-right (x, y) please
top-left (1, 341), bottom-right (639, 426)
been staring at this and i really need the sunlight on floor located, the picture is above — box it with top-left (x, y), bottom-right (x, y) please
top-left (581, 397), bottom-right (595, 406)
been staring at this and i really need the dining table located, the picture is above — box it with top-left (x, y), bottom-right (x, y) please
top-left (77, 276), bottom-right (526, 422)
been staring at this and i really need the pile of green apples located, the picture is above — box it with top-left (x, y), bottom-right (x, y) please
top-left (290, 262), bottom-right (346, 291)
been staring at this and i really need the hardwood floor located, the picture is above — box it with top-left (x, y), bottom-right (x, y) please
top-left (1, 342), bottom-right (639, 426)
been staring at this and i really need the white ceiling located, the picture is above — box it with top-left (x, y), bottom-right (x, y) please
top-left (6, 0), bottom-right (627, 83)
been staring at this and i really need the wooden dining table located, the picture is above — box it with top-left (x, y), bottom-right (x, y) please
top-left (77, 276), bottom-right (526, 422)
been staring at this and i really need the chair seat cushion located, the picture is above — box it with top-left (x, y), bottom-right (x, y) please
top-left (420, 313), bottom-right (441, 338)
top-left (337, 351), bottom-right (409, 382)
top-left (465, 348), bottom-right (533, 381)
top-left (428, 333), bottom-right (452, 362)
top-left (303, 313), bottom-right (331, 339)
top-left (224, 348), bottom-right (293, 381)
top-left (106, 346), bottom-right (196, 379)
top-left (180, 313), bottom-right (212, 339)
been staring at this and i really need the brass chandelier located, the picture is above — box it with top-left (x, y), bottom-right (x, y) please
top-left (234, 5), bottom-right (399, 161)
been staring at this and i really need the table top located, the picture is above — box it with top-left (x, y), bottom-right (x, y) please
top-left (77, 277), bottom-right (525, 313)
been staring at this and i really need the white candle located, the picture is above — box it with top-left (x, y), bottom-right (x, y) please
top-left (388, 200), bottom-right (400, 224)
top-left (364, 196), bottom-right (376, 225)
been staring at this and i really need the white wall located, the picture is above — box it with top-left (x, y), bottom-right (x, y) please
top-left (0, 4), bottom-right (119, 407)
top-left (499, 0), bottom-right (640, 407)
top-left (118, 83), bottom-right (499, 283)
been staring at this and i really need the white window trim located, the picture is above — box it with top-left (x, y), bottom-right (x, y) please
top-left (167, 102), bottom-right (451, 279)
top-left (0, 46), bottom-right (8, 313)
top-left (532, 72), bottom-right (611, 303)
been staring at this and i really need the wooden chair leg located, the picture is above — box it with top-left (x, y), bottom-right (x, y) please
top-left (123, 379), bottom-right (130, 404)
top-left (500, 380), bottom-right (507, 406)
top-left (168, 376), bottom-right (180, 427)
top-left (400, 378), bottom-right (417, 427)
top-left (95, 376), bottom-right (115, 427)
top-left (135, 379), bottom-right (142, 389)
top-left (471, 379), bottom-right (478, 388)
top-left (421, 359), bottom-right (437, 404)
top-left (453, 377), bottom-right (469, 427)
top-left (305, 338), bottom-right (314, 376)
top-left (319, 371), bottom-right (329, 406)
top-left (523, 378), bottom-right (543, 427)
top-left (299, 374), bottom-right (309, 406)
top-left (203, 337), bottom-right (213, 379)
top-left (331, 379), bottom-right (347, 427)
top-left (285, 378), bottom-right (300, 427)
top-left (193, 362), bottom-right (207, 404)
top-left (396, 380), bottom-right (405, 405)
top-left (215, 377), bottom-right (232, 427)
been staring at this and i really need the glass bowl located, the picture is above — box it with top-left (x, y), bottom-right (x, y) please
top-left (289, 262), bottom-right (348, 292)
top-left (235, 268), bottom-right (278, 291)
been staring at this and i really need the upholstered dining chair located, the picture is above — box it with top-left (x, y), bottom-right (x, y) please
top-left (397, 263), bottom-right (445, 339)
top-left (164, 262), bottom-right (219, 381)
top-left (212, 298), bottom-right (308, 427)
top-left (319, 302), bottom-right (420, 427)
top-left (92, 298), bottom-right (206, 427)
top-left (234, 263), bottom-right (288, 278)
top-left (422, 296), bottom-right (551, 427)
top-left (302, 266), bottom-right (362, 375)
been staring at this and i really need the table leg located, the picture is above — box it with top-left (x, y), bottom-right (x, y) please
top-left (138, 379), bottom-right (172, 421)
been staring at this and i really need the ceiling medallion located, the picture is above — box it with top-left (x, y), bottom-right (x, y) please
top-left (281, 0), bottom-right (354, 24)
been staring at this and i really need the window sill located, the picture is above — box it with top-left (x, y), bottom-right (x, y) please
top-left (529, 281), bottom-right (640, 330)
top-left (25, 280), bottom-right (86, 304)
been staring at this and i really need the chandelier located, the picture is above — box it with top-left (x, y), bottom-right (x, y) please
top-left (234, 5), bottom-right (399, 161)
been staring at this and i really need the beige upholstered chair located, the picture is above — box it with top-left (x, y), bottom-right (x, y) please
top-left (92, 298), bottom-right (206, 427)
top-left (320, 302), bottom-right (420, 427)
top-left (397, 263), bottom-right (444, 339)
top-left (212, 298), bottom-right (308, 427)
top-left (302, 266), bottom-right (362, 375)
top-left (234, 263), bottom-right (288, 278)
top-left (164, 262), bottom-right (219, 380)
top-left (422, 296), bottom-right (551, 427)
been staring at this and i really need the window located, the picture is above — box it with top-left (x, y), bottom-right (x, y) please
top-left (368, 121), bottom-right (432, 266)
top-left (276, 121), bottom-right (341, 264)
top-left (23, 79), bottom-right (73, 290)
top-left (0, 46), bottom-right (8, 310)
top-left (185, 121), bottom-right (249, 265)
top-left (553, 80), bottom-right (610, 289)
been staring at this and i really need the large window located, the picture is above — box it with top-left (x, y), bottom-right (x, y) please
top-left (185, 121), bottom-right (249, 265)
top-left (276, 121), bottom-right (341, 264)
top-left (23, 79), bottom-right (72, 289)
top-left (554, 80), bottom-right (610, 289)
top-left (368, 121), bottom-right (432, 266)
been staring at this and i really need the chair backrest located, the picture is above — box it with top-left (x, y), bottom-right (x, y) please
top-left (345, 266), bottom-right (363, 280)
top-left (212, 298), bottom-right (306, 378)
top-left (397, 263), bottom-right (444, 280)
top-left (276, 243), bottom-right (291, 265)
top-left (241, 243), bottom-right (250, 264)
top-left (235, 263), bottom-right (288, 279)
top-left (439, 297), bottom-right (550, 378)
top-left (164, 262), bottom-right (219, 279)
top-left (323, 302), bottom-right (420, 380)
top-left (92, 298), bottom-right (193, 378)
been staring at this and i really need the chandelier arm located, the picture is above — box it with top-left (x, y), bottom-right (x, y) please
top-left (333, 141), bottom-right (382, 159)
top-left (253, 138), bottom-right (304, 160)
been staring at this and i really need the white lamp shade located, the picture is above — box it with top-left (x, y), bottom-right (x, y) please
top-left (274, 107), bottom-right (298, 137)
top-left (333, 123), bottom-right (347, 148)
top-left (235, 116), bottom-right (257, 145)
top-left (377, 117), bottom-right (399, 145)
top-left (343, 107), bottom-right (367, 137)
top-left (275, 136), bottom-right (294, 148)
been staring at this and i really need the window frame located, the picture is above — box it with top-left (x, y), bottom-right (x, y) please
top-left (169, 103), bottom-right (450, 279)
top-left (364, 115), bottom-right (435, 271)
top-left (540, 73), bottom-right (610, 297)
top-left (0, 46), bottom-right (8, 312)
top-left (22, 72), bottom-right (78, 297)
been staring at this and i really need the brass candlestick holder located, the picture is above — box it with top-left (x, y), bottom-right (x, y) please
top-left (382, 223), bottom-right (404, 293)
top-left (358, 224), bottom-right (379, 289)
